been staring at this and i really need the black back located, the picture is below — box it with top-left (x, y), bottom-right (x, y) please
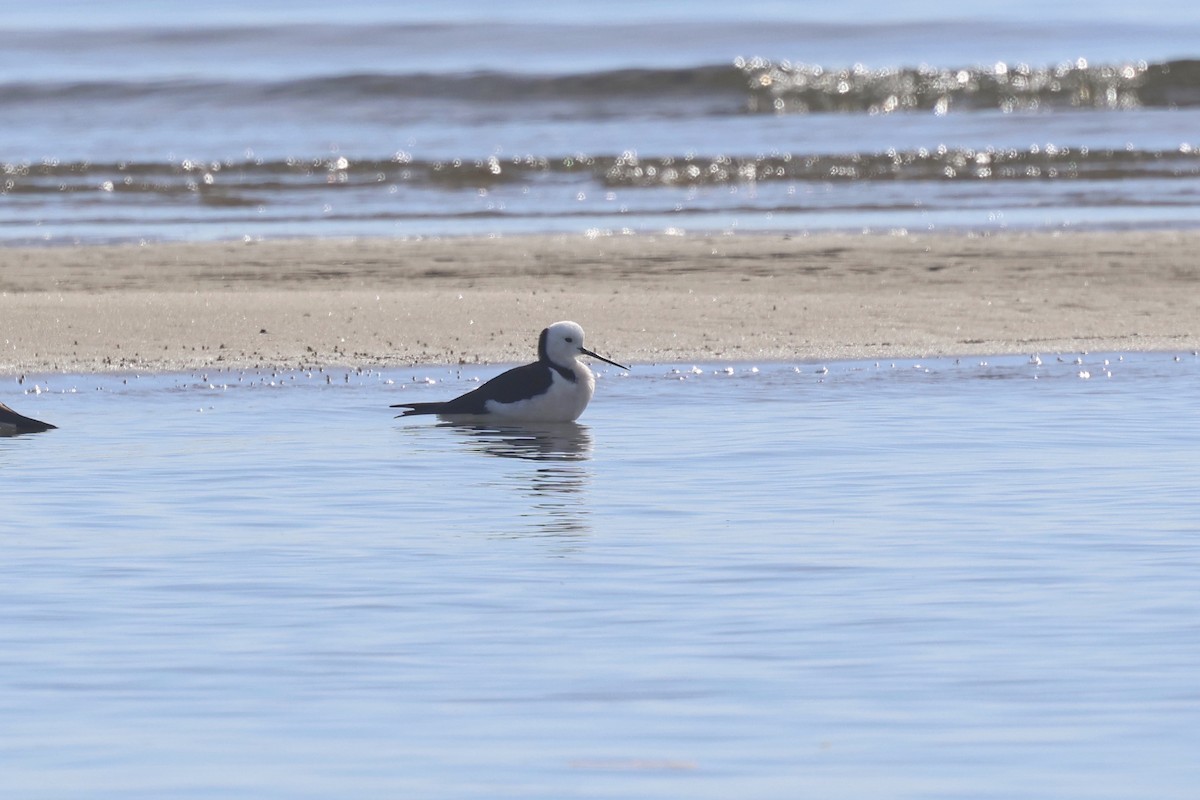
top-left (410, 361), bottom-right (555, 415)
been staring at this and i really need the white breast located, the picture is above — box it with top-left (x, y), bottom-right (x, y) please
top-left (486, 363), bottom-right (595, 422)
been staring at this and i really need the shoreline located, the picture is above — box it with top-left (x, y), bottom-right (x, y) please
top-left (2, 230), bottom-right (1198, 374)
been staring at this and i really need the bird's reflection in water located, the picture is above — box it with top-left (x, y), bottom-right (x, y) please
top-left (440, 421), bottom-right (593, 538)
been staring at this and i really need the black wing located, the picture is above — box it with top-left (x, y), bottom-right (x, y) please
top-left (0, 402), bottom-right (57, 435)
top-left (391, 361), bottom-right (553, 416)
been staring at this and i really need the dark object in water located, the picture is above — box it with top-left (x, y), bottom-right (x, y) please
top-left (0, 402), bottom-right (57, 435)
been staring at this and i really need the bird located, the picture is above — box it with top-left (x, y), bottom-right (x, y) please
top-left (392, 321), bottom-right (628, 422)
top-left (0, 402), bottom-right (57, 436)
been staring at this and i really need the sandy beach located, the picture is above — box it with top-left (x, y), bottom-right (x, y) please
top-left (2, 230), bottom-right (1197, 373)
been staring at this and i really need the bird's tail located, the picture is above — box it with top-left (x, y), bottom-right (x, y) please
top-left (0, 403), bottom-right (56, 434)
top-left (390, 402), bottom-right (446, 418)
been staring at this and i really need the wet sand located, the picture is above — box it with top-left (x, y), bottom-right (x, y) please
top-left (2, 231), bottom-right (1197, 373)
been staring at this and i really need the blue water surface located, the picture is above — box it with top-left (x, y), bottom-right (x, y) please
top-left (4, 0), bottom-right (1200, 242)
top-left (2, 353), bottom-right (1198, 798)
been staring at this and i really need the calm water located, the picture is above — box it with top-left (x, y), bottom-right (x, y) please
top-left (3, 0), bottom-right (1200, 242)
top-left (3, 352), bottom-right (1199, 798)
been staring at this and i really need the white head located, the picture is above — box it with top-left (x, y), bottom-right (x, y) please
top-left (539, 321), bottom-right (628, 371)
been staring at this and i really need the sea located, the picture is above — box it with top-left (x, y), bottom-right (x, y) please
top-left (2, 0), bottom-right (1200, 243)
top-left (4, 2), bottom-right (1200, 798)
